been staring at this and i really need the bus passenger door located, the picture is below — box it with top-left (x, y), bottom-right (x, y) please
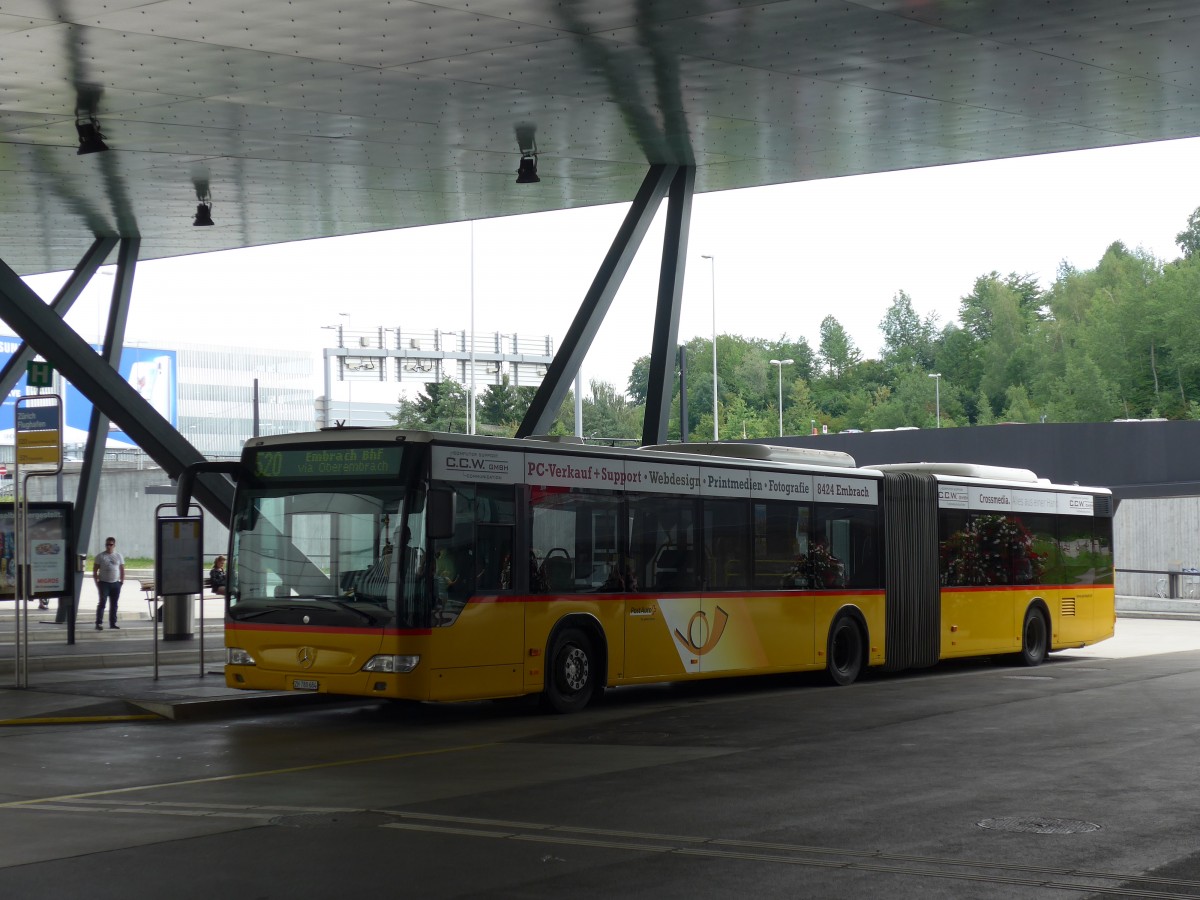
top-left (623, 497), bottom-right (699, 680)
top-left (625, 595), bottom-right (700, 679)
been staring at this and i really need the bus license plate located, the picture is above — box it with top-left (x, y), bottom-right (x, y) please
top-left (293, 679), bottom-right (319, 691)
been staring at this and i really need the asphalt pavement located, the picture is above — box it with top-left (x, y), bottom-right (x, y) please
top-left (1, 601), bottom-right (1198, 725)
top-left (5, 613), bottom-right (1200, 898)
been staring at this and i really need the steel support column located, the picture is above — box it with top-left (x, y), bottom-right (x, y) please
top-left (0, 254), bottom-right (232, 523)
top-left (74, 237), bottom-right (137, 563)
top-left (517, 164), bottom-right (679, 438)
top-left (0, 237), bottom-right (117, 399)
top-left (642, 166), bottom-right (694, 446)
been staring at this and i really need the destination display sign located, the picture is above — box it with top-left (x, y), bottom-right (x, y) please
top-left (252, 447), bottom-right (404, 480)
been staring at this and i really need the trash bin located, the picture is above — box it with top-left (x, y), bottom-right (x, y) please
top-left (161, 593), bottom-right (196, 641)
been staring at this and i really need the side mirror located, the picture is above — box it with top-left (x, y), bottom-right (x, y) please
top-left (235, 505), bottom-right (258, 533)
top-left (427, 488), bottom-right (454, 540)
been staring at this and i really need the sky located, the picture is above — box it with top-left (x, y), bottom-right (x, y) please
top-left (22, 135), bottom-right (1200, 409)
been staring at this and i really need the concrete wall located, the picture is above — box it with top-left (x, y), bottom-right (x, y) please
top-left (1115, 497), bottom-right (1200, 597)
top-left (23, 466), bottom-right (229, 562)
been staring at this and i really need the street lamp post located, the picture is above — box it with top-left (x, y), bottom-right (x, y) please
top-left (701, 254), bottom-right (718, 441)
top-left (339, 312), bottom-right (351, 424)
top-left (928, 372), bottom-right (941, 428)
top-left (769, 358), bottom-right (794, 437)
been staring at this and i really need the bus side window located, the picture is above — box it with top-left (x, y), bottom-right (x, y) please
top-left (753, 501), bottom-right (807, 589)
top-left (703, 499), bottom-right (749, 590)
top-left (628, 494), bottom-right (697, 593)
top-left (431, 483), bottom-right (516, 612)
top-left (939, 510), bottom-right (970, 586)
top-left (530, 487), bottom-right (620, 594)
top-left (1058, 515), bottom-right (1099, 585)
top-left (814, 505), bottom-right (879, 589)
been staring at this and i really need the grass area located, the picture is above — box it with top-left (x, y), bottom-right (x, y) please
top-left (84, 556), bottom-right (154, 568)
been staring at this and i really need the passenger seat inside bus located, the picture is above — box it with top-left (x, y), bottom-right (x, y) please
top-left (654, 547), bottom-right (683, 591)
top-left (541, 553), bottom-right (574, 592)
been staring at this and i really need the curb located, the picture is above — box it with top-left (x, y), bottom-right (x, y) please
top-left (131, 692), bottom-right (360, 722)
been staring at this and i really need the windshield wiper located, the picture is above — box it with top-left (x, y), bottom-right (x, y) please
top-left (229, 604), bottom-right (294, 621)
top-left (325, 598), bottom-right (380, 624)
top-left (291, 595), bottom-right (381, 624)
top-left (230, 598), bottom-right (383, 625)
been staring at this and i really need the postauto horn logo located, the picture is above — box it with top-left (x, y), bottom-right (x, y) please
top-left (674, 606), bottom-right (730, 655)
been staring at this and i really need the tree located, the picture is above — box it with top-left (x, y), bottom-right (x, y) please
top-left (1000, 385), bottom-right (1037, 423)
top-left (879, 290), bottom-right (937, 373)
top-left (975, 390), bottom-right (995, 425)
top-left (933, 323), bottom-right (983, 421)
top-left (1042, 356), bottom-right (1120, 423)
top-left (959, 271), bottom-right (1043, 341)
top-left (781, 379), bottom-right (822, 436)
top-left (627, 354), bottom-right (651, 404)
top-left (477, 375), bottom-right (522, 427)
top-left (817, 315), bottom-right (860, 378)
top-left (389, 380), bottom-right (468, 432)
top-left (581, 380), bottom-right (643, 441)
top-left (865, 370), bottom-right (956, 430)
top-left (1177, 206), bottom-right (1200, 260)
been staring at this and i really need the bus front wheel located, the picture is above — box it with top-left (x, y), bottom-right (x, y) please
top-left (1017, 607), bottom-right (1049, 667)
top-left (826, 615), bottom-right (864, 686)
top-left (543, 627), bottom-right (596, 714)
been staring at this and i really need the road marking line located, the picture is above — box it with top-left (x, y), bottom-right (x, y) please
top-left (0, 714), bottom-right (161, 726)
top-left (378, 812), bottom-right (1200, 896)
top-left (0, 743), bottom-right (493, 809)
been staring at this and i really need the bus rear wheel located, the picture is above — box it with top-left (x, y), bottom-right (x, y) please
top-left (543, 627), bottom-right (596, 714)
top-left (1017, 607), bottom-right (1049, 667)
top-left (826, 615), bottom-right (864, 686)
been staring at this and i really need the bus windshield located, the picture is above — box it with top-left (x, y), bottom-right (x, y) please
top-left (229, 483), bottom-right (432, 629)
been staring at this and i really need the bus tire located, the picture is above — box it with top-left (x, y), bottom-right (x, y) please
top-left (1017, 606), bottom-right (1049, 667)
top-left (826, 614), bottom-right (865, 686)
top-left (543, 627), bottom-right (596, 714)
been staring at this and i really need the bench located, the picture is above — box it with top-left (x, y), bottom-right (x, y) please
top-left (141, 576), bottom-right (216, 619)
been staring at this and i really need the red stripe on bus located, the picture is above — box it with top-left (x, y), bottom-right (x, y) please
top-left (941, 583), bottom-right (1114, 593)
top-left (481, 589), bottom-right (886, 602)
top-left (226, 621), bottom-right (433, 636)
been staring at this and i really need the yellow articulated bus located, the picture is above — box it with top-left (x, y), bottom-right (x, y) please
top-left (178, 430), bottom-right (1114, 713)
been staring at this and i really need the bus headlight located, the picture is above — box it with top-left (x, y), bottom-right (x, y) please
top-left (363, 655), bottom-right (420, 673)
top-left (227, 647), bottom-right (256, 666)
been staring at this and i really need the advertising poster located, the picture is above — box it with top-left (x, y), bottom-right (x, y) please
top-left (0, 502), bottom-right (73, 599)
top-left (0, 337), bottom-right (177, 446)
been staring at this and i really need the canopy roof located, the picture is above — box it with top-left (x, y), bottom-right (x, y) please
top-left (4, 1), bottom-right (1200, 275)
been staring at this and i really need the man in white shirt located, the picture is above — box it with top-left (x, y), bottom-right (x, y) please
top-left (92, 536), bottom-right (125, 631)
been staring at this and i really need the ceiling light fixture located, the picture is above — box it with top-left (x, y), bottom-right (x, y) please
top-left (516, 154), bottom-right (540, 184)
top-left (75, 116), bottom-right (108, 155)
top-left (193, 195), bottom-right (214, 227)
